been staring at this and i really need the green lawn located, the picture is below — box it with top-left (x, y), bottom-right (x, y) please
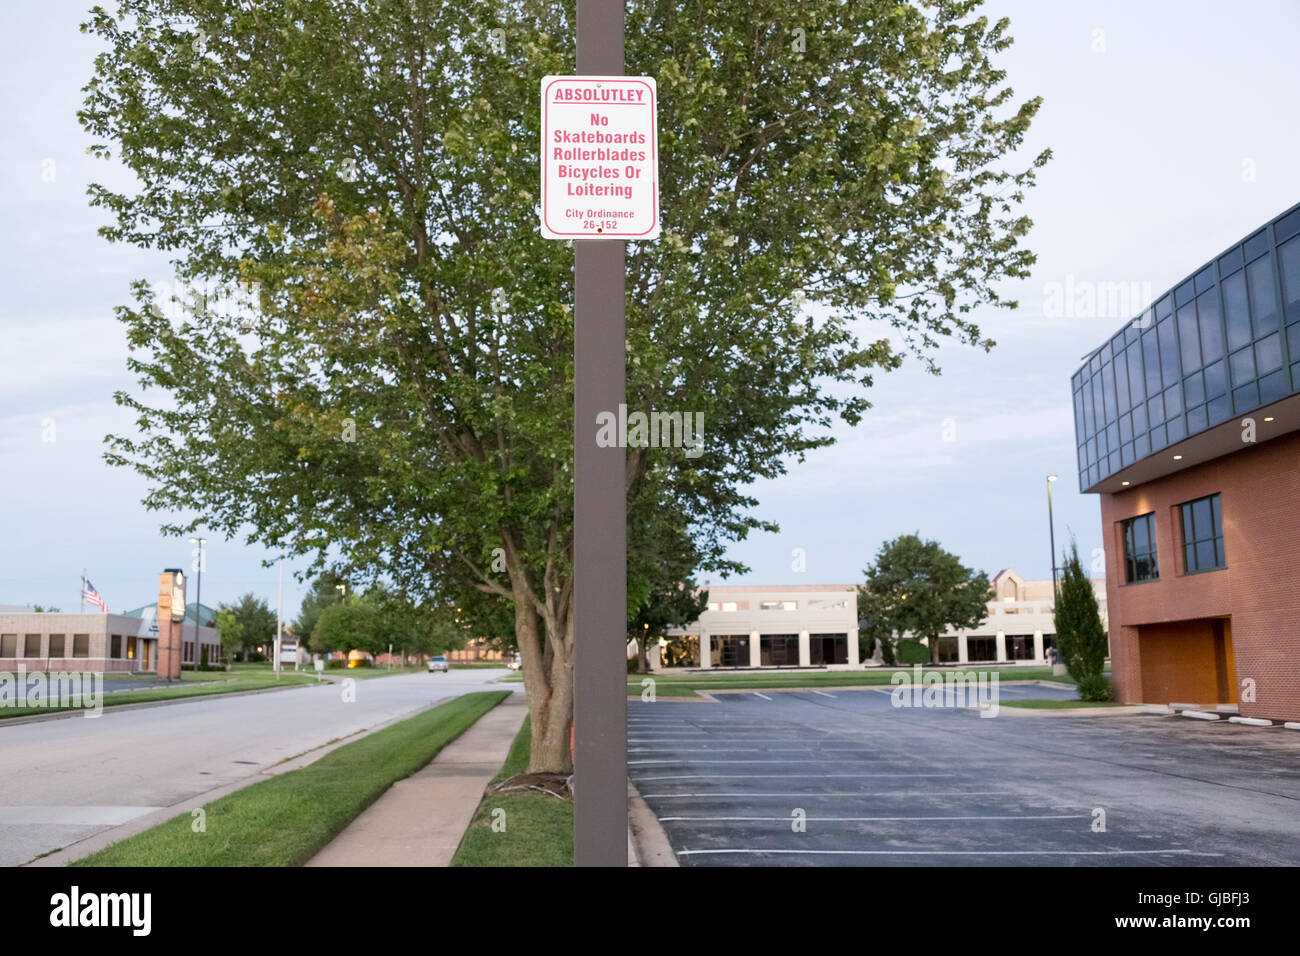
top-left (73, 690), bottom-right (509, 866)
top-left (451, 715), bottom-right (573, 867)
top-left (628, 666), bottom-right (1074, 698)
top-left (1, 669), bottom-right (320, 720)
top-left (999, 699), bottom-right (1123, 709)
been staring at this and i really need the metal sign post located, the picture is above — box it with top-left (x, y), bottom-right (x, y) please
top-left (573, 0), bottom-right (628, 867)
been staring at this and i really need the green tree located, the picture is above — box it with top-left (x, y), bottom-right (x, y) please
top-left (294, 572), bottom-right (349, 653)
top-left (1053, 539), bottom-right (1108, 683)
top-left (312, 596), bottom-right (381, 659)
top-left (858, 533), bottom-right (992, 664)
top-left (85, 0), bottom-right (1047, 771)
top-left (214, 592), bottom-right (276, 662)
top-left (627, 524), bottom-right (709, 673)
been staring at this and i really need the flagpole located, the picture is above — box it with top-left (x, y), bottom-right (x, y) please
top-left (80, 568), bottom-right (85, 614)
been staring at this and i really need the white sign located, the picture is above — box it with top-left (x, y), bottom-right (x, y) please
top-left (540, 75), bottom-right (659, 240)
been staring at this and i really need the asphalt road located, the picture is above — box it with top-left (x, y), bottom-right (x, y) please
top-left (0, 668), bottom-right (511, 866)
top-left (629, 686), bottom-right (1300, 866)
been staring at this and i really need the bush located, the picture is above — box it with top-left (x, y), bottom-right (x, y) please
top-left (326, 659), bottom-right (350, 669)
top-left (896, 638), bottom-right (930, 665)
top-left (626, 657), bottom-right (641, 674)
top-left (1077, 673), bottom-right (1114, 702)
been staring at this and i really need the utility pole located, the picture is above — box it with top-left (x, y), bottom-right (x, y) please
top-left (572, 0), bottom-right (629, 867)
top-left (1046, 475), bottom-right (1059, 598)
top-left (188, 537), bottom-right (206, 671)
top-left (275, 555), bottom-right (283, 681)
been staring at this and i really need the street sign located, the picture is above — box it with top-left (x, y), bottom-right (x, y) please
top-left (540, 74), bottom-right (659, 240)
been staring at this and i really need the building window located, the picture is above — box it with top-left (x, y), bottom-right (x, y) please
top-left (1180, 494), bottom-right (1226, 574)
top-left (1122, 513), bottom-right (1159, 583)
top-left (0, 634), bottom-right (16, 658)
top-left (1006, 635), bottom-right (1036, 660)
top-left (126, 636), bottom-right (136, 660)
top-left (49, 634), bottom-right (65, 657)
top-left (810, 634), bottom-right (849, 665)
top-left (759, 600), bottom-right (797, 611)
top-left (23, 635), bottom-right (42, 658)
top-left (760, 635), bottom-right (799, 666)
top-left (111, 635), bottom-right (122, 659)
top-left (72, 634), bottom-right (90, 658)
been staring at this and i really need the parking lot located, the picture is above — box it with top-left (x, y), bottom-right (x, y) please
top-left (628, 686), bottom-right (1300, 866)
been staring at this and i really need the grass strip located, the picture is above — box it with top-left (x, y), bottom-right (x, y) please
top-left (72, 690), bottom-right (509, 866)
top-left (451, 715), bottom-right (573, 867)
top-left (1, 671), bottom-right (320, 721)
top-left (998, 699), bottom-right (1121, 709)
top-left (626, 666), bottom-right (1076, 698)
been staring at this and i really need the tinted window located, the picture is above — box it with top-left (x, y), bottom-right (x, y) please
top-left (1177, 303), bottom-right (1201, 369)
top-left (1180, 494), bottom-right (1225, 574)
top-left (1222, 271), bottom-right (1251, 351)
top-left (1203, 360), bottom-right (1227, 399)
top-left (1259, 370), bottom-right (1287, 404)
top-left (1157, 317), bottom-right (1179, 387)
top-left (1126, 345), bottom-right (1145, 403)
top-left (1142, 328), bottom-right (1162, 395)
top-left (1247, 256), bottom-right (1278, 337)
top-left (1123, 513), bottom-right (1159, 583)
top-left (1256, 332), bottom-right (1282, 374)
top-left (1230, 347), bottom-right (1256, 386)
top-left (1197, 290), bottom-right (1223, 363)
top-left (1280, 236), bottom-right (1300, 322)
top-left (1115, 349), bottom-right (1131, 410)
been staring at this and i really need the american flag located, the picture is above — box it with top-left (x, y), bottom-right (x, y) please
top-left (81, 576), bottom-right (108, 613)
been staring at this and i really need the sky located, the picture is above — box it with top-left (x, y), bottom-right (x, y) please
top-left (2, 1), bottom-right (1298, 617)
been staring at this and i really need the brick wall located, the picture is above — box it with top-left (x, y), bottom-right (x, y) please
top-left (1100, 430), bottom-right (1300, 720)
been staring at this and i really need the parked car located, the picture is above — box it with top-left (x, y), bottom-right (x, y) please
top-left (428, 655), bottom-right (449, 673)
top-left (508, 653), bottom-right (522, 671)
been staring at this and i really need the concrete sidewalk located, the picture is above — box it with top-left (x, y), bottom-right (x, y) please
top-left (306, 691), bottom-right (527, 867)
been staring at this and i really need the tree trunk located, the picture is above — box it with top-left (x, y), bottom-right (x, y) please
top-left (638, 636), bottom-right (649, 674)
top-left (510, 579), bottom-right (574, 774)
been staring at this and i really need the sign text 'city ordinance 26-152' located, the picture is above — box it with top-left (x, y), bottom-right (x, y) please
top-left (540, 75), bottom-right (659, 240)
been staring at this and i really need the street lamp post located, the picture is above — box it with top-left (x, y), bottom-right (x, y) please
top-left (274, 556), bottom-right (284, 681)
top-left (1046, 476), bottom-right (1059, 597)
top-left (188, 536), bottom-right (207, 672)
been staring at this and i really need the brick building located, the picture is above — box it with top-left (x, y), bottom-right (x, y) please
top-left (1073, 202), bottom-right (1300, 721)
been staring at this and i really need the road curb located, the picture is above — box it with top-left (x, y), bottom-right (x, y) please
top-left (627, 779), bottom-right (677, 867)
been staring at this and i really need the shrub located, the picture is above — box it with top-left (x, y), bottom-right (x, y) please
top-left (896, 638), bottom-right (930, 665)
top-left (1077, 673), bottom-right (1114, 702)
top-left (1054, 539), bottom-right (1108, 682)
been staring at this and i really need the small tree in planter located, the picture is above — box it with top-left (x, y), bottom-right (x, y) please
top-left (1053, 539), bottom-right (1111, 700)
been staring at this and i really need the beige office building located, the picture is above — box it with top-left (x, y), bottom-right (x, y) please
top-left (666, 584), bottom-right (861, 669)
top-left (0, 607), bottom-right (219, 673)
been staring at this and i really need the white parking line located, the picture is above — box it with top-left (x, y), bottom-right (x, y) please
top-left (810, 690), bottom-right (836, 699)
top-left (674, 848), bottom-right (1203, 858)
top-left (635, 773), bottom-right (956, 781)
top-left (641, 791), bottom-right (1017, 799)
top-left (752, 692), bottom-right (773, 701)
top-left (630, 758), bottom-right (917, 764)
top-left (660, 814), bottom-right (1083, 822)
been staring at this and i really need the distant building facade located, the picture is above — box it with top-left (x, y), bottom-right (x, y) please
top-left (667, 584), bottom-right (860, 669)
top-left (927, 569), bottom-right (1107, 665)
